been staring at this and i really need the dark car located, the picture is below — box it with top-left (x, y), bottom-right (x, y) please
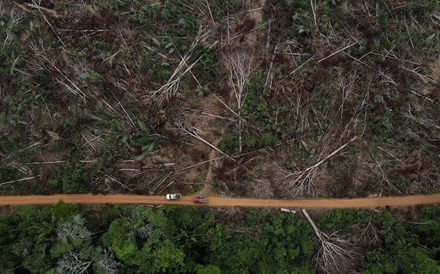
top-left (192, 196), bottom-right (208, 204)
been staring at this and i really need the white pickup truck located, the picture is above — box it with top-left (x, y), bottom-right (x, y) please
top-left (165, 193), bottom-right (181, 200)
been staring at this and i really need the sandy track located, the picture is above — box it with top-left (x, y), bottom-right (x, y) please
top-left (0, 194), bottom-right (440, 208)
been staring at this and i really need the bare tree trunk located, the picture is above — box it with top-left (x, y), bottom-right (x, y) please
top-left (302, 209), bottom-right (358, 274)
top-left (0, 176), bottom-right (41, 187)
top-left (175, 121), bottom-right (230, 158)
top-left (57, 252), bottom-right (91, 274)
top-left (147, 25), bottom-right (213, 106)
top-left (95, 248), bottom-right (121, 274)
top-left (221, 49), bottom-right (255, 153)
top-left (280, 136), bottom-right (358, 198)
top-left (238, 110), bottom-right (242, 153)
top-left (302, 209), bottom-right (323, 241)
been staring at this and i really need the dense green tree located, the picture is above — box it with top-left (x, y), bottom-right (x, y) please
top-left (0, 205), bottom-right (439, 273)
top-left (207, 210), bottom-right (316, 274)
top-left (102, 206), bottom-right (185, 273)
top-left (364, 211), bottom-right (440, 274)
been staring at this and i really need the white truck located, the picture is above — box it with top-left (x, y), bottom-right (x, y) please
top-left (165, 193), bottom-right (181, 200)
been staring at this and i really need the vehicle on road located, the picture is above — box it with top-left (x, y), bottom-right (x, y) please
top-left (193, 196), bottom-right (207, 204)
top-left (165, 193), bottom-right (181, 200)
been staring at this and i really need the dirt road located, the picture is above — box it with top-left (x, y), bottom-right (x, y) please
top-left (0, 193), bottom-right (440, 208)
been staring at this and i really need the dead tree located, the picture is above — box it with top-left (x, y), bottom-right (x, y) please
top-left (364, 140), bottom-right (398, 195)
top-left (174, 120), bottom-right (230, 158)
top-left (221, 49), bottom-right (256, 152)
top-left (3, 7), bottom-right (26, 48)
top-left (57, 252), bottom-right (91, 274)
top-left (353, 220), bottom-right (381, 249)
top-left (0, 176), bottom-right (40, 188)
top-left (27, 42), bottom-right (88, 102)
top-left (56, 214), bottom-right (92, 243)
top-left (94, 248), bottom-right (121, 274)
top-left (147, 25), bottom-right (213, 106)
top-left (302, 209), bottom-right (358, 274)
top-left (280, 136), bottom-right (358, 197)
top-left (279, 167), bottom-right (318, 197)
top-left (429, 57), bottom-right (440, 87)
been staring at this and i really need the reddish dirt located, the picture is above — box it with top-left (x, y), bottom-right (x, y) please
top-left (1, 193), bottom-right (440, 208)
top-left (179, 93), bottom-right (226, 194)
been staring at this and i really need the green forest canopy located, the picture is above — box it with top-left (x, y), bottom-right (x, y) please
top-left (0, 203), bottom-right (439, 273)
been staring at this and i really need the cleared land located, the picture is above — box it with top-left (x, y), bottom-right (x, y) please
top-left (1, 1), bottom-right (439, 200)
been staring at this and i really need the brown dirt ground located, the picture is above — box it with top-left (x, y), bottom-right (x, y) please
top-left (170, 93), bottom-right (226, 194)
